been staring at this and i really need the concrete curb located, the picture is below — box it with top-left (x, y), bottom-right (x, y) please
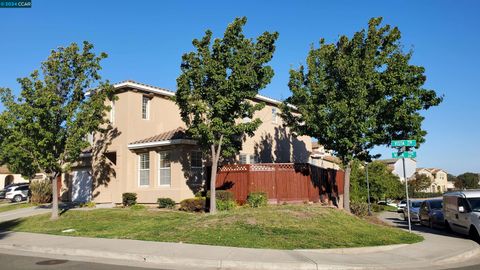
top-left (434, 242), bottom-right (480, 265)
top-left (296, 244), bottom-right (409, 254)
top-left (1, 241), bottom-right (479, 270)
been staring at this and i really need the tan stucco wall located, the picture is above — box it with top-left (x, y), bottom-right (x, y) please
top-left (239, 102), bottom-right (312, 164)
top-left (88, 88), bottom-right (313, 204)
top-left (0, 174), bottom-right (28, 188)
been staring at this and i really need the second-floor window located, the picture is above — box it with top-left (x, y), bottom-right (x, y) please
top-left (110, 100), bottom-right (115, 124)
top-left (272, 108), bottom-right (278, 124)
top-left (138, 153), bottom-right (150, 186)
top-left (142, 96), bottom-right (150, 119)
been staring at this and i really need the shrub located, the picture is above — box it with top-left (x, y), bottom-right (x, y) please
top-left (179, 198), bottom-right (206, 212)
top-left (411, 192), bottom-right (443, 198)
top-left (157, 198), bottom-right (176, 209)
top-left (371, 204), bottom-right (385, 213)
top-left (30, 180), bottom-right (52, 203)
top-left (122, 193), bottom-right (137, 206)
top-left (247, 192), bottom-right (267, 208)
top-left (79, 201), bottom-right (96, 208)
top-left (130, 204), bottom-right (146, 210)
top-left (206, 190), bottom-right (235, 201)
top-left (216, 199), bottom-right (237, 211)
top-left (350, 202), bottom-right (369, 217)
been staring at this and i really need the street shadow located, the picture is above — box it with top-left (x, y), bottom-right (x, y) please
top-left (382, 214), bottom-right (470, 240)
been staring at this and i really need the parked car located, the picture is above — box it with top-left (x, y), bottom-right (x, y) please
top-left (419, 199), bottom-right (444, 228)
top-left (443, 191), bottom-right (480, 240)
top-left (0, 189), bottom-right (5, 199)
top-left (4, 184), bottom-right (29, 202)
top-left (397, 200), bottom-right (407, 213)
top-left (402, 200), bottom-right (424, 223)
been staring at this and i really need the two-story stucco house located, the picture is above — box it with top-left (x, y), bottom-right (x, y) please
top-left (415, 168), bottom-right (449, 193)
top-left (64, 80), bottom-right (312, 204)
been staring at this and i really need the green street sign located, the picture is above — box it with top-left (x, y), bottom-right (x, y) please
top-left (392, 151), bottom-right (417, 158)
top-left (391, 140), bottom-right (417, 147)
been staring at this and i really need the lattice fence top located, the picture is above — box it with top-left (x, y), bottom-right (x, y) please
top-left (250, 164), bottom-right (275, 171)
top-left (219, 165), bottom-right (249, 172)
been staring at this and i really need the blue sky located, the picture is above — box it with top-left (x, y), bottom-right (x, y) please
top-left (0, 1), bottom-right (478, 175)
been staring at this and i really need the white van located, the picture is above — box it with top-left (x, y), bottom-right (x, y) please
top-left (443, 190), bottom-right (480, 240)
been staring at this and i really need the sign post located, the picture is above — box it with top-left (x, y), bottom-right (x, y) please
top-left (391, 140), bottom-right (417, 233)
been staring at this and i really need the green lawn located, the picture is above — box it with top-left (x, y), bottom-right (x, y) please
top-left (0, 202), bottom-right (35, 213)
top-left (0, 205), bottom-right (422, 249)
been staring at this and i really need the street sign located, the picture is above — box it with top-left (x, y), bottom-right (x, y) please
top-left (391, 151), bottom-right (417, 158)
top-left (391, 140), bottom-right (416, 147)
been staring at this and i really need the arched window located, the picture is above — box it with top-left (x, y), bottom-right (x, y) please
top-left (4, 175), bottom-right (14, 187)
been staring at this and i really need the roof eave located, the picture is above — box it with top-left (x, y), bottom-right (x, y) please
top-left (128, 139), bottom-right (197, 150)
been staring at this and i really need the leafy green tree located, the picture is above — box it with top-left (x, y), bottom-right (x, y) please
top-left (175, 17), bottom-right (278, 214)
top-left (0, 41), bottom-right (113, 219)
top-left (409, 173), bottom-right (432, 194)
top-left (281, 17), bottom-right (442, 211)
top-left (454, 172), bottom-right (480, 189)
top-left (350, 160), bottom-right (403, 203)
top-left (447, 173), bottom-right (457, 183)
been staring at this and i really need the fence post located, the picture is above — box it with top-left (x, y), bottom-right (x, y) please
top-left (274, 164), bottom-right (279, 204)
top-left (247, 164), bottom-right (251, 198)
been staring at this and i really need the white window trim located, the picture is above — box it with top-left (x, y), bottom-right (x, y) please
top-left (110, 100), bottom-right (115, 125)
top-left (191, 151), bottom-right (203, 170)
top-left (239, 153), bottom-right (247, 164)
top-left (158, 151), bottom-right (171, 187)
top-left (191, 151), bottom-right (203, 184)
top-left (142, 96), bottom-right (150, 120)
top-left (138, 153), bottom-right (150, 187)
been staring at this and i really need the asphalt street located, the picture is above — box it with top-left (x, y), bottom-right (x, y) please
top-left (380, 211), bottom-right (480, 270)
top-left (0, 252), bottom-right (169, 270)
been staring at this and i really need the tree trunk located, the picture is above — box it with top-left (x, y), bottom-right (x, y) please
top-left (50, 173), bottom-right (59, 220)
top-left (209, 146), bottom-right (217, 214)
top-left (208, 135), bottom-right (223, 215)
top-left (343, 164), bottom-right (351, 212)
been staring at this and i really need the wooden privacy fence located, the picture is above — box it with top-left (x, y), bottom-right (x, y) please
top-left (216, 163), bottom-right (344, 205)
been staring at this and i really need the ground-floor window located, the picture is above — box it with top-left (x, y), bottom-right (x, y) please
top-left (239, 154), bottom-right (247, 164)
top-left (191, 151), bottom-right (203, 184)
top-left (138, 153), bottom-right (150, 186)
top-left (158, 151), bottom-right (171, 186)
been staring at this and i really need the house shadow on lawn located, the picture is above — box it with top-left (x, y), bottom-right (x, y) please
top-left (0, 219), bottom-right (23, 240)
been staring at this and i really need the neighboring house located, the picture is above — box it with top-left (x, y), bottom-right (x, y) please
top-left (309, 142), bottom-right (341, 170)
top-left (0, 165), bottom-right (28, 188)
top-left (66, 80), bottom-right (313, 204)
top-left (379, 158), bottom-right (417, 182)
top-left (415, 168), bottom-right (449, 193)
top-left (446, 180), bottom-right (455, 191)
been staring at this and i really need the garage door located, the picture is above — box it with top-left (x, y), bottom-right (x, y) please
top-left (71, 169), bottom-right (92, 203)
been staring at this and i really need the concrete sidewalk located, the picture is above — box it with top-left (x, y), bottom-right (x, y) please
top-left (0, 206), bottom-right (50, 223)
top-left (0, 230), bottom-right (478, 270)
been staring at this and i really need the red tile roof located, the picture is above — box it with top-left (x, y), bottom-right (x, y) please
top-left (130, 127), bottom-right (190, 145)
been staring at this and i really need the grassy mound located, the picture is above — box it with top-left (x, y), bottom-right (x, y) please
top-left (0, 204), bottom-right (422, 249)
